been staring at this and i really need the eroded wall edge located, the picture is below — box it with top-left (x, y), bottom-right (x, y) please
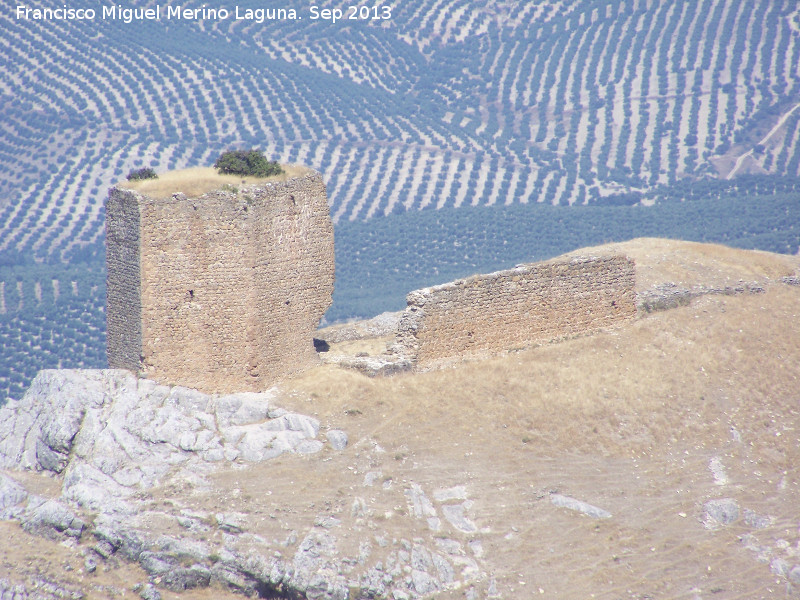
top-left (106, 188), bottom-right (142, 372)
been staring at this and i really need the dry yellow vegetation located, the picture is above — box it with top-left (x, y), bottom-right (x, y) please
top-left (1, 240), bottom-right (799, 599)
top-left (562, 237), bottom-right (800, 291)
top-left (118, 164), bottom-right (312, 199)
top-left (279, 283), bottom-right (800, 598)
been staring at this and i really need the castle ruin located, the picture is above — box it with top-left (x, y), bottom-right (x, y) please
top-left (105, 170), bottom-right (334, 393)
top-left (394, 255), bottom-right (636, 369)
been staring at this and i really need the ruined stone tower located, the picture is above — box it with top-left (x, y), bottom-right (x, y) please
top-left (105, 169), bottom-right (335, 393)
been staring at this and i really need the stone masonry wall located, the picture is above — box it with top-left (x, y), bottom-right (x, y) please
top-left (394, 255), bottom-right (636, 369)
top-left (106, 191), bottom-right (142, 373)
top-left (106, 171), bottom-right (334, 393)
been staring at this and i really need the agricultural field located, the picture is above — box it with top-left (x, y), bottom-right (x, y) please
top-left (2, 0), bottom-right (800, 259)
top-left (0, 262), bottom-right (105, 401)
top-left (2, 0), bottom-right (800, 402)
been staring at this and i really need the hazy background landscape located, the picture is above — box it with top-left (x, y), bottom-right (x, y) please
top-left (1, 0), bottom-right (800, 402)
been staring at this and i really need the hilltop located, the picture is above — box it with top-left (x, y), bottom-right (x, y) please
top-left (1, 239), bottom-right (799, 599)
top-left (564, 237), bottom-right (800, 291)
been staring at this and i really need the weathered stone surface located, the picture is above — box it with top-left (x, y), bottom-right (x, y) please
top-left (405, 483), bottom-right (441, 531)
top-left (92, 540), bottom-right (116, 559)
top-left (210, 563), bottom-right (257, 595)
top-left (284, 413), bottom-right (321, 438)
top-left (550, 493), bottom-right (612, 519)
top-left (216, 513), bottom-right (245, 534)
top-left (62, 462), bottom-right (135, 513)
top-left (363, 471), bottom-right (382, 487)
top-left (317, 311), bottom-right (403, 344)
top-left (0, 474), bottom-right (27, 517)
top-left (771, 558), bottom-right (791, 577)
top-left (314, 515), bottom-right (342, 529)
top-left (161, 565), bottom-right (212, 591)
top-left (214, 393), bottom-right (272, 428)
top-left (106, 170), bottom-right (335, 393)
top-left (0, 370), bottom-right (329, 516)
top-left (295, 440), bottom-right (325, 455)
top-left (708, 456), bottom-right (728, 486)
top-left (411, 568), bottom-right (438, 595)
top-left (790, 565), bottom-right (800, 584)
top-left (360, 565), bottom-right (388, 598)
top-left (323, 355), bottom-right (412, 377)
top-left (702, 498), bottom-right (740, 528)
top-left (294, 529), bottom-right (338, 574)
top-left (0, 369), bottom-right (113, 472)
top-left (0, 371), bottom-right (486, 600)
top-left (21, 499), bottom-right (85, 540)
top-left (441, 503), bottom-right (477, 533)
top-left (743, 508), bottom-right (773, 529)
top-left (326, 430), bottom-right (348, 450)
top-left (433, 486), bottom-right (467, 502)
top-left (638, 281), bottom-right (766, 312)
top-left (84, 555), bottom-right (98, 573)
top-left (154, 535), bottom-right (211, 563)
top-left (139, 551), bottom-right (178, 576)
top-left (93, 514), bottom-right (146, 561)
top-left (139, 583), bottom-right (162, 600)
top-left (393, 255), bottom-right (636, 369)
top-left (0, 577), bottom-right (83, 600)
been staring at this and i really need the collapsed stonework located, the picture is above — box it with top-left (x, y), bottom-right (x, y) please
top-left (106, 170), bottom-right (334, 393)
top-left (393, 255), bottom-right (636, 369)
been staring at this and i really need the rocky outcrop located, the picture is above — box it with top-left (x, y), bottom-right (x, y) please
top-left (0, 370), bottom-right (490, 599)
top-left (321, 353), bottom-right (412, 377)
top-left (0, 370), bottom-right (327, 514)
top-left (0, 577), bottom-right (85, 600)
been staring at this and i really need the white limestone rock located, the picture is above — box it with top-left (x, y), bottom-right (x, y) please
top-left (405, 483), bottom-right (441, 531)
top-left (0, 370), bottom-right (339, 511)
top-left (326, 430), bottom-right (348, 450)
top-left (0, 474), bottom-right (28, 518)
top-left (550, 493), bottom-right (612, 519)
top-left (702, 498), bottom-right (740, 529)
top-left (441, 503), bottom-right (477, 533)
top-left (0, 370), bottom-right (488, 600)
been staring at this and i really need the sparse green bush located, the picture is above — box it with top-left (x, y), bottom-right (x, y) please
top-left (126, 167), bottom-right (158, 181)
top-left (214, 149), bottom-right (284, 177)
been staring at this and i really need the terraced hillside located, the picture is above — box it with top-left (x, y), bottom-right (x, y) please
top-left (2, 0), bottom-right (800, 261)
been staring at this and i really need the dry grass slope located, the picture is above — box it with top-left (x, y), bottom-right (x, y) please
top-left (562, 237), bottom-right (800, 291)
top-left (284, 288), bottom-right (800, 598)
top-left (1, 240), bottom-right (799, 599)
